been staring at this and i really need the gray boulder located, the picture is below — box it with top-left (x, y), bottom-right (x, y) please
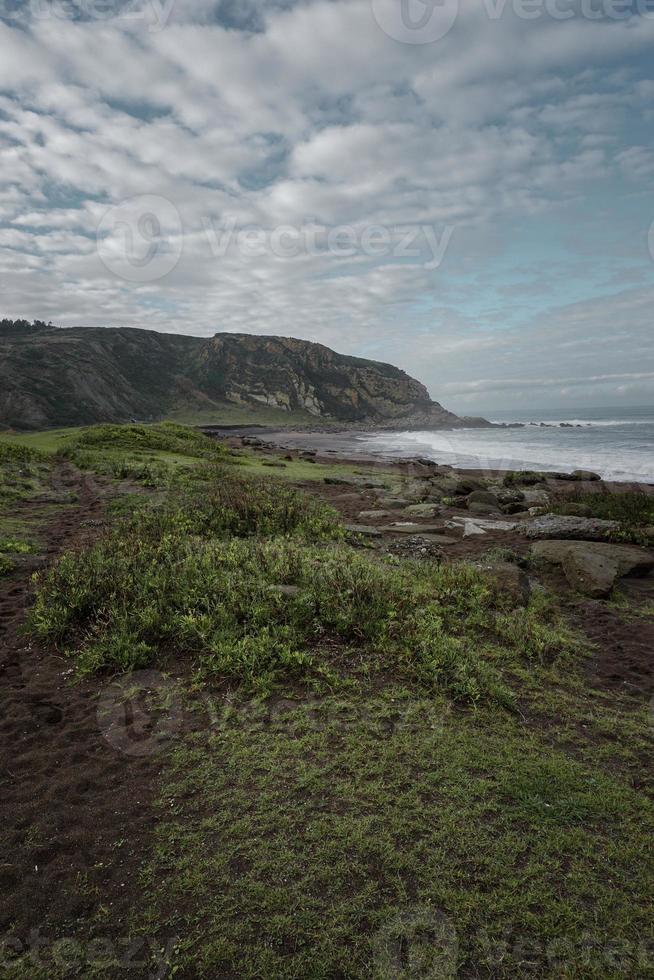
top-left (572, 470), bottom-right (602, 481)
top-left (404, 503), bottom-right (442, 518)
top-left (524, 515), bottom-right (619, 541)
top-left (467, 490), bottom-right (501, 515)
top-left (530, 540), bottom-right (654, 598)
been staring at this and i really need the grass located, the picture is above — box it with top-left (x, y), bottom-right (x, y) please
top-left (0, 442), bottom-right (52, 505)
top-left (30, 466), bottom-right (577, 705)
top-left (132, 692), bottom-right (654, 979)
top-left (4, 421), bottom-right (653, 979)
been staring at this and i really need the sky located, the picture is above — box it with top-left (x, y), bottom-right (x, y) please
top-left (1, 0), bottom-right (653, 413)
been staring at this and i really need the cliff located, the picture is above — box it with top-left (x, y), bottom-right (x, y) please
top-left (0, 325), bottom-right (481, 431)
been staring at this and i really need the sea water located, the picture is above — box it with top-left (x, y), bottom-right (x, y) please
top-left (357, 405), bottom-right (654, 484)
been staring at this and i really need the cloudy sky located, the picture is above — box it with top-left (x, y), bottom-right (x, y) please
top-left (1, 0), bottom-right (653, 412)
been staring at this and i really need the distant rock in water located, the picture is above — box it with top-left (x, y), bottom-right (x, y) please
top-left (0, 324), bottom-right (488, 431)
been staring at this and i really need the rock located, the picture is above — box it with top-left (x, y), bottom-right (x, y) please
top-left (300, 450), bottom-right (317, 458)
top-left (466, 489), bottom-right (502, 514)
top-left (382, 523), bottom-right (446, 535)
top-left (521, 488), bottom-right (550, 507)
top-left (384, 536), bottom-right (445, 561)
top-left (503, 501), bottom-right (529, 515)
top-left (489, 486), bottom-right (525, 505)
top-left (377, 498), bottom-right (412, 510)
top-left (478, 562), bottom-right (531, 606)
top-left (503, 471), bottom-right (544, 486)
top-left (358, 510), bottom-right (393, 520)
top-left (432, 476), bottom-right (483, 498)
top-left (572, 470), bottom-right (601, 481)
top-left (400, 480), bottom-right (432, 502)
top-left (344, 524), bottom-right (382, 538)
top-left (468, 501), bottom-right (500, 515)
top-left (524, 515), bottom-right (619, 541)
top-left (642, 527), bottom-right (654, 542)
top-left (404, 503), bottom-right (442, 518)
top-left (530, 540), bottom-right (654, 598)
top-left (467, 490), bottom-right (500, 509)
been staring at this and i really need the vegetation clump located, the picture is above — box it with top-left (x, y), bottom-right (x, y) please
top-left (30, 473), bottom-right (576, 704)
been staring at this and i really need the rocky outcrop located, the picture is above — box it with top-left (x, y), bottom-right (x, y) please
top-left (0, 326), bottom-right (481, 431)
top-left (191, 334), bottom-right (465, 428)
top-left (524, 515), bottom-right (620, 541)
top-left (531, 541), bottom-right (654, 597)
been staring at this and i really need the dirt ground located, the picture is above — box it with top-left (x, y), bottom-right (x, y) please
top-left (0, 464), bottom-right (159, 964)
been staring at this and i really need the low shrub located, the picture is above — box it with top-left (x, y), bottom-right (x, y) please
top-left (29, 473), bottom-right (577, 705)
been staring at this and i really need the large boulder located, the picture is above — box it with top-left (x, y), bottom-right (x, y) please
top-left (524, 515), bottom-right (619, 541)
top-left (572, 470), bottom-right (602, 481)
top-left (531, 540), bottom-right (654, 598)
top-left (466, 490), bottom-right (500, 513)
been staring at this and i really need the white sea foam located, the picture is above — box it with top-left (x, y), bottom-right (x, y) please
top-left (358, 420), bottom-right (654, 483)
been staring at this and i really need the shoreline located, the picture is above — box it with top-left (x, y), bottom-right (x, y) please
top-left (202, 425), bottom-right (654, 489)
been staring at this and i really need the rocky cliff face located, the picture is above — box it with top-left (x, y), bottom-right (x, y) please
top-left (0, 326), bottom-right (478, 431)
top-left (191, 334), bottom-right (462, 427)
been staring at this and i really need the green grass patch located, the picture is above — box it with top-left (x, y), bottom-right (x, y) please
top-left (133, 695), bottom-right (654, 978)
top-left (30, 472), bottom-right (578, 704)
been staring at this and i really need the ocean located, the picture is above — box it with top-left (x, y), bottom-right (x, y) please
top-left (356, 405), bottom-right (654, 484)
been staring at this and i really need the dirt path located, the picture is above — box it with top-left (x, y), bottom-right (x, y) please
top-left (0, 464), bottom-right (160, 973)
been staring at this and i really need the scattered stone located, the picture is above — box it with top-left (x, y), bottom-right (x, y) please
top-left (404, 503), bottom-right (442, 518)
top-left (382, 523), bottom-right (445, 535)
top-left (433, 476), bottom-right (483, 497)
top-left (344, 524), bottom-right (383, 538)
top-left (572, 470), bottom-right (602, 481)
top-left (477, 562), bottom-right (531, 606)
top-left (384, 536), bottom-right (445, 561)
top-left (358, 510), bottom-right (393, 520)
top-left (530, 540), bottom-right (654, 598)
top-left (524, 515), bottom-right (619, 541)
top-left (377, 498), bottom-right (411, 510)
